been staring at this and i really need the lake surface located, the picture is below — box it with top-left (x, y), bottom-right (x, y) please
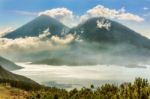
top-left (12, 63), bottom-right (150, 90)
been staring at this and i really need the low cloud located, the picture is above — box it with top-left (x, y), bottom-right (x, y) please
top-left (80, 5), bottom-right (144, 22)
top-left (0, 27), bottom-right (14, 37)
top-left (1, 28), bottom-right (150, 66)
top-left (0, 28), bottom-right (75, 58)
top-left (96, 18), bottom-right (111, 31)
top-left (51, 34), bottom-right (74, 45)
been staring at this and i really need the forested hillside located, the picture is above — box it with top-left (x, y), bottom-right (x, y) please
top-left (1, 77), bottom-right (148, 99)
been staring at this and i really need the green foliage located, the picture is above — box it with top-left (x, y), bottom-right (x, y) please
top-left (0, 79), bottom-right (41, 91)
top-left (1, 77), bottom-right (150, 99)
top-left (27, 77), bottom-right (150, 99)
top-left (90, 84), bottom-right (94, 89)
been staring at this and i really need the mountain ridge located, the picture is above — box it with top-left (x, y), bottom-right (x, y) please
top-left (69, 17), bottom-right (150, 48)
top-left (0, 65), bottom-right (40, 90)
top-left (4, 15), bottom-right (69, 38)
top-left (4, 16), bottom-right (150, 49)
top-left (0, 56), bottom-right (22, 71)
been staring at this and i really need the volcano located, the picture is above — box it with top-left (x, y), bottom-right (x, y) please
top-left (4, 15), bottom-right (69, 38)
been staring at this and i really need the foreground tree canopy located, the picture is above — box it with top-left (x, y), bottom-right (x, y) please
top-left (26, 78), bottom-right (150, 99)
top-left (1, 77), bottom-right (150, 99)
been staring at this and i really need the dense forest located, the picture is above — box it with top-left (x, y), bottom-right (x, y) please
top-left (1, 77), bottom-right (149, 99)
top-left (26, 78), bottom-right (150, 99)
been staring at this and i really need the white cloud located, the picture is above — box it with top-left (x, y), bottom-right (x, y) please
top-left (0, 27), bottom-right (14, 37)
top-left (13, 10), bottom-right (38, 16)
top-left (38, 6), bottom-right (144, 27)
top-left (96, 18), bottom-right (111, 31)
top-left (39, 8), bottom-right (79, 27)
top-left (80, 5), bottom-right (144, 22)
top-left (11, 5), bottom-right (144, 28)
top-left (143, 7), bottom-right (149, 10)
top-left (38, 28), bottom-right (51, 39)
top-left (51, 34), bottom-right (74, 45)
top-left (0, 28), bottom-right (75, 55)
top-left (119, 7), bottom-right (126, 13)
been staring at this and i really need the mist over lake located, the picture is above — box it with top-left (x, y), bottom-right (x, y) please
top-left (12, 62), bottom-right (150, 89)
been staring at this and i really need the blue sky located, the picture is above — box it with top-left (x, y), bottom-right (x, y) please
top-left (0, 0), bottom-right (150, 37)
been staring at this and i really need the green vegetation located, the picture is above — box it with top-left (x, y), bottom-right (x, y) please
top-left (0, 74), bottom-right (150, 99)
top-left (0, 65), bottom-right (149, 98)
top-left (0, 79), bottom-right (41, 91)
top-left (0, 77), bottom-right (150, 99)
top-left (27, 78), bottom-right (150, 99)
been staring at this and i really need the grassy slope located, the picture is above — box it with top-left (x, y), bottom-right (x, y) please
top-left (0, 84), bottom-right (28, 99)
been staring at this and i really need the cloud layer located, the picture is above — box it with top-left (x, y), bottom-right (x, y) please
top-left (0, 27), bottom-right (14, 37)
top-left (0, 5), bottom-right (146, 62)
top-left (80, 5), bottom-right (144, 22)
top-left (0, 28), bottom-right (75, 58)
top-left (38, 5), bottom-right (144, 27)
top-left (39, 8), bottom-right (78, 27)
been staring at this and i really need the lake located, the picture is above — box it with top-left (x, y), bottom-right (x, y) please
top-left (12, 62), bottom-right (150, 90)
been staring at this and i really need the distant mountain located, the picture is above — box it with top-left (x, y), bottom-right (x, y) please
top-left (69, 17), bottom-right (150, 48)
top-left (0, 56), bottom-right (22, 71)
top-left (4, 15), bottom-right (69, 38)
top-left (32, 57), bottom-right (96, 66)
top-left (32, 17), bottom-right (150, 66)
top-left (4, 16), bottom-right (150, 48)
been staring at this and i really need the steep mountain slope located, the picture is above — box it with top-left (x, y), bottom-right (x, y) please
top-left (0, 65), bottom-right (35, 84)
top-left (0, 56), bottom-right (22, 71)
top-left (4, 15), bottom-right (69, 38)
top-left (0, 65), bottom-right (39, 90)
top-left (69, 17), bottom-right (150, 48)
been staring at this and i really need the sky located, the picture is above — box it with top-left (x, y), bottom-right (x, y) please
top-left (0, 0), bottom-right (150, 38)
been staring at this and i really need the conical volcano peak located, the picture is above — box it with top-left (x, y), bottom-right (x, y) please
top-left (69, 17), bottom-right (150, 48)
top-left (4, 15), bottom-right (69, 39)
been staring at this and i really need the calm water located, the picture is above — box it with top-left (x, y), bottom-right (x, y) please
top-left (12, 62), bottom-right (150, 90)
